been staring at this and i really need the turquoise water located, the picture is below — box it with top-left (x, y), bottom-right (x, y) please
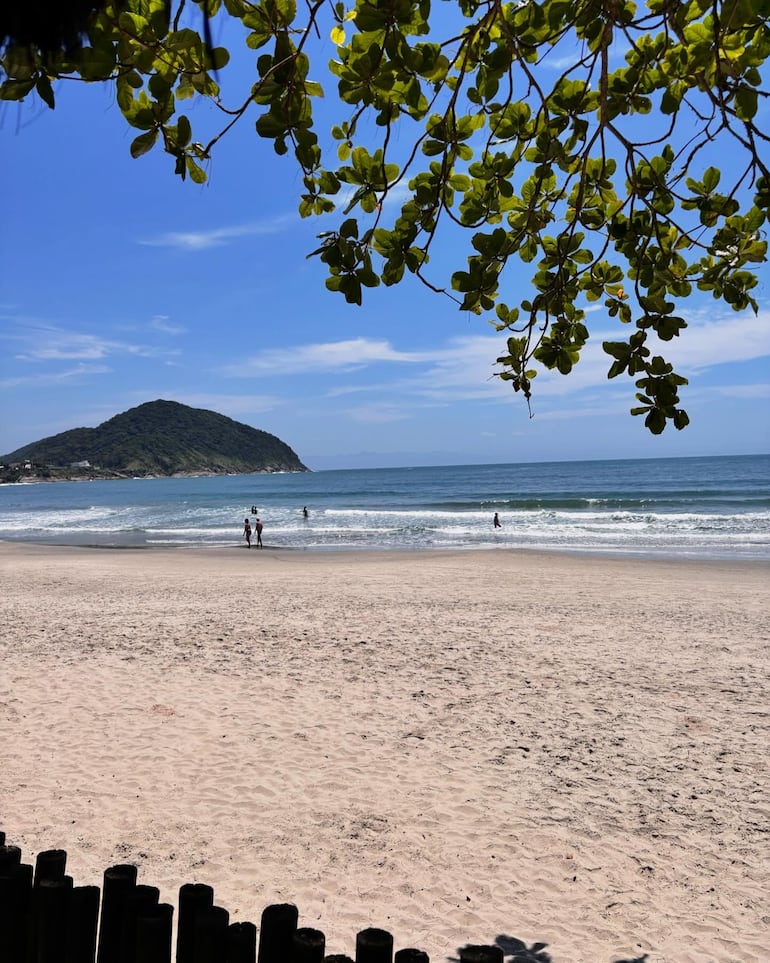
top-left (0, 455), bottom-right (768, 560)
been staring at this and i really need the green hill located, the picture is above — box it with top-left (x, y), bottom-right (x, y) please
top-left (1, 400), bottom-right (309, 478)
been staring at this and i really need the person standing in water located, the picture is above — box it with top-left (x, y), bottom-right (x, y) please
top-left (302, 506), bottom-right (309, 519)
top-left (255, 517), bottom-right (264, 548)
top-left (243, 517), bottom-right (252, 547)
top-left (493, 512), bottom-right (502, 529)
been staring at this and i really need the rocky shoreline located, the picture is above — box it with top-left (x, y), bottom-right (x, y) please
top-left (0, 465), bottom-right (308, 484)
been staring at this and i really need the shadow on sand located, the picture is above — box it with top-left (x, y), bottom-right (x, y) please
top-left (451, 935), bottom-right (655, 962)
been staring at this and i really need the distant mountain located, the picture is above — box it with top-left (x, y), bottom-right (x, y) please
top-left (1, 400), bottom-right (309, 477)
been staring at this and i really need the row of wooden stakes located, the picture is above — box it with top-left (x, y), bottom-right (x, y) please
top-left (0, 832), bottom-right (505, 962)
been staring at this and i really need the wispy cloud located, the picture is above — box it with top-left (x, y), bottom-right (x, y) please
top-left (2, 320), bottom-right (182, 364)
top-left (22, 336), bottom-right (178, 363)
top-left (0, 364), bottom-right (112, 390)
top-left (346, 403), bottom-right (412, 424)
top-left (15, 333), bottom-right (122, 362)
top-left (709, 382), bottom-right (770, 400)
top-left (527, 307), bottom-right (770, 395)
top-left (140, 217), bottom-right (293, 251)
top-left (659, 308), bottom-right (770, 371)
top-left (531, 397), bottom-right (629, 422)
top-left (223, 337), bottom-right (432, 376)
top-left (150, 315), bottom-right (186, 336)
top-left (334, 181), bottom-right (413, 212)
top-left (218, 304), bottom-right (768, 417)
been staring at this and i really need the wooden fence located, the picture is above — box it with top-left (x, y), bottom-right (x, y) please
top-left (0, 832), bottom-right (504, 963)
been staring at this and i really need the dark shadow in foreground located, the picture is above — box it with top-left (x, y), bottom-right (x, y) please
top-left (451, 935), bottom-right (653, 962)
top-left (449, 934), bottom-right (552, 962)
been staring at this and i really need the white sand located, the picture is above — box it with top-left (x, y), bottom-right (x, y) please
top-left (1, 542), bottom-right (768, 962)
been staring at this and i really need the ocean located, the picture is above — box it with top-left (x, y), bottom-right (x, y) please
top-left (0, 455), bottom-right (767, 560)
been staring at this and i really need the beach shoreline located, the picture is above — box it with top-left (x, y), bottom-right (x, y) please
top-left (3, 537), bottom-right (770, 568)
top-left (2, 542), bottom-right (768, 962)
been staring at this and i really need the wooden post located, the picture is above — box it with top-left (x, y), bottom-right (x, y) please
top-left (0, 844), bottom-right (22, 872)
top-left (34, 850), bottom-right (68, 888)
top-left (29, 852), bottom-right (69, 963)
top-left (257, 903), bottom-right (298, 963)
top-left (395, 951), bottom-right (429, 963)
top-left (36, 875), bottom-right (74, 963)
top-left (175, 882), bottom-right (214, 963)
top-left (119, 884), bottom-right (160, 963)
top-left (0, 862), bottom-right (33, 962)
top-left (292, 927), bottom-right (325, 963)
top-left (355, 928), bottom-right (393, 963)
top-left (458, 948), bottom-right (503, 963)
top-left (96, 864), bottom-right (138, 963)
top-left (0, 841), bottom-right (26, 960)
top-left (192, 905), bottom-right (230, 963)
top-left (135, 903), bottom-right (174, 963)
top-left (65, 885), bottom-right (100, 963)
top-left (228, 921), bottom-right (257, 963)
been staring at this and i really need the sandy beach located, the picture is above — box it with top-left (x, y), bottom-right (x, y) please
top-left (1, 542), bottom-right (768, 962)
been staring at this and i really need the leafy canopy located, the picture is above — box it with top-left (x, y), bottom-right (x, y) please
top-left (2, 0), bottom-right (768, 434)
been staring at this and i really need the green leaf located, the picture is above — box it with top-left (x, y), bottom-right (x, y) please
top-left (255, 112), bottom-right (289, 139)
top-left (734, 85), bottom-right (758, 121)
top-left (208, 47), bottom-right (230, 71)
top-left (645, 409), bottom-right (667, 434)
top-left (148, 73), bottom-right (171, 100)
top-left (130, 129), bottom-right (158, 158)
top-left (35, 75), bottom-right (55, 109)
top-left (185, 156), bottom-right (207, 184)
top-left (674, 409), bottom-right (690, 430)
top-left (79, 43), bottom-right (116, 81)
top-left (0, 78), bottom-right (36, 101)
top-left (177, 115), bottom-right (192, 147)
top-left (702, 167), bottom-right (720, 193)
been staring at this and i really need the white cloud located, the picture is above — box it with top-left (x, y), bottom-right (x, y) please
top-left (224, 337), bottom-right (432, 376)
top-left (20, 338), bottom-right (118, 361)
top-left (709, 382), bottom-right (770, 399)
top-left (3, 321), bottom-right (182, 365)
top-left (505, 307), bottom-right (770, 401)
top-left (346, 403), bottom-right (411, 424)
top-left (398, 333), bottom-right (612, 404)
top-left (140, 217), bottom-right (293, 250)
top-left (533, 398), bottom-right (629, 422)
top-left (325, 383), bottom-right (387, 398)
top-left (217, 306), bottom-right (769, 418)
top-left (659, 308), bottom-right (770, 372)
top-left (539, 34), bottom-right (629, 71)
top-left (412, 335), bottom-right (510, 400)
top-left (0, 364), bottom-right (112, 390)
top-left (334, 182), bottom-right (413, 212)
top-left (150, 315), bottom-right (186, 336)
top-left (588, 307), bottom-right (769, 366)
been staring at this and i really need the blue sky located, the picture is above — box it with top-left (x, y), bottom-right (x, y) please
top-left (1, 20), bottom-right (768, 470)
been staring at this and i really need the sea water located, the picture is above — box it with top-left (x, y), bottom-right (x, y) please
top-left (0, 455), bottom-right (768, 560)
